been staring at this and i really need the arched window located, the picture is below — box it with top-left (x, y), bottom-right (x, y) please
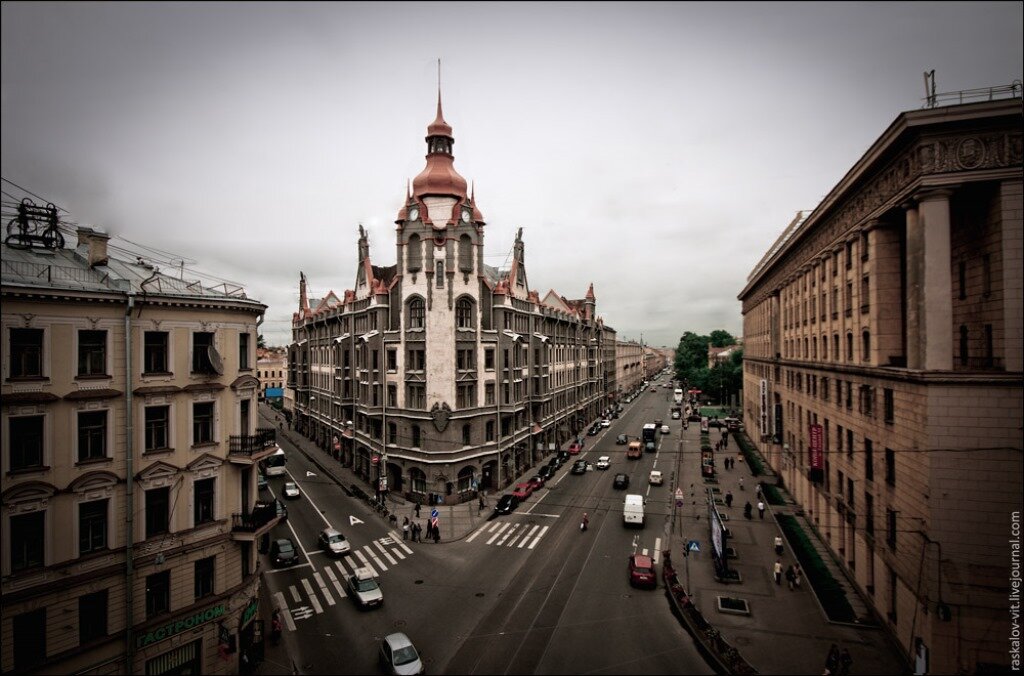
top-left (833, 334), bottom-right (840, 362)
top-left (407, 297), bottom-right (425, 329)
top-left (462, 424), bottom-right (471, 446)
top-left (959, 325), bottom-right (969, 365)
top-left (861, 330), bottom-right (870, 362)
top-left (812, 337), bottom-right (818, 359)
top-left (409, 467), bottom-right (426, 494)
top-left (411, 424), bottom-right (422, 448)
top-left (821, 335), bottom-right (827, 360)
top-left (387, 422), bottom-right (396, 444)
top-left (457, 466), bottom-right (474, 493)
top-left (407, 234), bottom-right (422, 273)
top-left (458, 234), bottom-right (473, 273)
top-left (456, 297), bottom-right (474, 329)
top-left (846, 332), bottom-right (854, 361)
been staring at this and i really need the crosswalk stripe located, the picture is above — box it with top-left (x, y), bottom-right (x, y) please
top-left (392, 548), bottom-right (406, 560)
top-left (528, 525), bottom-right (549, 549)
top-left (396, 539), bottom-right (413, 554)
top-left (518, 525), bottom-right (540, 548)
top-left (273, 591), bottom-right (296, 631)
top-left (653, 538), bottom-right (662, 564)
top-left (486, 523), bottom-right (510, 545)
top-left (324, 566), bottom-right (347, 598)
top-left (354, 549), bottom-right (383, 575)
top-left (289, 585), bottom-right (301, 604)
top-left (374, 541), bottom-right (397, 565)
top-left (496, 524), bottom-right (519, 547)
top-left (364, 545), bottom-right (388, 572)
top-left (301, 578), bottom-right (324, 614)
top-left (313, 571), bottom-right (335, 606)
top-left (465, 525), bottom-right (486, 543)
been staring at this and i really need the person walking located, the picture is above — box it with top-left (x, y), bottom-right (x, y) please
top-left (774, 535), bottom-right (784, 555)
top-left (739, 476), bottom-right (744, 490)
top-left (402, 517), bottom-right (410, 540)
top-left (785, 564), bottom-right (796, 590)
top-left (725, 491), bottom-right (733, 508)
top-left (825, 644), bottom-right (841, 675)
top-left (773, 558), bottom-right (783, 585)
top-left (432, 523), bottom-right (440, 543)
top-left (757, 500), bottom-right (765, 519)
top-left (838, 648), bottom-right (853, 676)
top-left (794, 563), bottom-right (803, 589)
top-left (415, 501), bottom-right (421, 518)
top-left (271, 609), bottom-right (282, 646)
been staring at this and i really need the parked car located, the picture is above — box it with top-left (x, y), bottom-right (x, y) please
top-left (671, 411), bottom-right (681, 420)
top-left (538, 464), bottom-right (556, 480)
top-left (568, 442), bottom-right (583, 455)
top-left (587, 426), bottom-right (600, 436)
top-left (596, 455), bottom-right (611, 470)
top-left (613, 473), bottom-right (630, 489)
top-left (649, 470), bottom-right (663, 486)
top-left (257, 473), bottom-right (268, 491)
top-left (512, 482), bottom-right (534, 500)
top-left (660, 425), bottom-right (670, 434)
top-left (528, 474), bottom-right (546, 490)
top-left (616, 433), bottom-right (628, 445)
top-left (348, 567), bottom-right (384, 609)
top-left (571, 459), bottom-right (588, 475)
top-left (494, 494), bottom-right (520, 515)
top-left (270, 538), bottom-right (299, 567)
top-left (557, 450), bottom-right (571, 463)
top-left (629, 553), bottom-right (657, 589)
top-left (283, 481), bottom-right (301, 499)
top-left (318, 527), bottom-right (351, 556)
top-left (600, 419), bottom-right (611, 428)
top-left (379, 632), bottom-right (425, 675)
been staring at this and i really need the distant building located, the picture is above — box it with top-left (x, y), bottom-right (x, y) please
top-left (707, 343), bottom-right (742, 368)
top-left (257, 348), bottom-right (286, 402)
top-left (289, 95), bottom-right (615, 504)
top-left (615, 340), bottom-right (645, 395)
top-left (739, 91), bottom-right (1022, 674)
top-left (1, 223), bottom-right (274, 675)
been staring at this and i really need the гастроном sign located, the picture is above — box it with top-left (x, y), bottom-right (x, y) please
top-left (137, 603), bottom-right (226, 649)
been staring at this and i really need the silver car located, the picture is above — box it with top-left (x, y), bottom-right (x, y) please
top-left (318, 528), bottom-right (351, 557)
top-left (380, 632), bottom-right (424, 675)
top-left (348, 567), bottom-right (383, 609)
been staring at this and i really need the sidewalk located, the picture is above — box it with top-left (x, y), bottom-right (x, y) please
top-left (669, 420), bottom-right (908, 675)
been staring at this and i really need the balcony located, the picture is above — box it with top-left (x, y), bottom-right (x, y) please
top-left (228, 428), bottom-right (278, 465)
top-left (230, 500), bottom-right (285, 541)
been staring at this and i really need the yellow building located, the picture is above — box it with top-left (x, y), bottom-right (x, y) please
top-left (2, 223), bottom-right (278, 674)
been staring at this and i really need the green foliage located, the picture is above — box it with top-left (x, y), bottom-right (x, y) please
top-left (709, 329), bottom-right (736, 347)
top-left (734, 432), bottom-right (764, 476)
top-left (674, 331), bottom-right (743, 405)
top-left (763, 483), bottom-right (785, 506)
top-left (776, 515), bottom-right (857, 623)
top-left (258, 333), bottom-right (267, 349)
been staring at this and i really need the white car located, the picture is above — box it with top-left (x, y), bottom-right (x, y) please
top-left (283, 481), bottom-right (301, 499)
top-left (380, 632), bottom-right (424, 675)
top-left (600, 419), bottom-right (611, 428)
top-left (671, 411), bottom-right (681, 419)
top-left (318, 527), bottom-right (351, 556)
top-left (596, 456), bottom-right (611, 470)
top-left (649, 470), bottom-right (664, 486)
top-left (660, 425), bottom-right (670, 434)
top-left (348, 567), bottom-right (383, 608)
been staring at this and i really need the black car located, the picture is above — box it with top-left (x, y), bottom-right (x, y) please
top-left (538, 464), bottom-right (556, 480)
top-left (571, 459), bottom-right (588, 475)
top-left (494, 494), bottom-right (520, 515)
top-left (587, 426), bottom-right (600, 436)
top-left (616, 434), bottom-right (628, 445)
top-left (270, 538), bottom-right (299, 567)
top-left (547, 456), bottom-right (563, 469)
top-left (556, 450), bottom-right (570, 464)
top-left (613, 473), bottom-right (630, 489)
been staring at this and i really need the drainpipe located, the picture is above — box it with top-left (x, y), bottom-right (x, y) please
top-left (125, 292), bottom-right (136, 671)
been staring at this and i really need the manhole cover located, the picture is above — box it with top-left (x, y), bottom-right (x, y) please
top-left (475, 592), bottom-right (485, 597)
top-left (414, 579), bottom-right (424, 585)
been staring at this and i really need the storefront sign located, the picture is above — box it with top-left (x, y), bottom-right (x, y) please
top-left (240, 597), bottom-right (259, 630)
top-left (759, 379), bottom-right (768, 437)
top-left (137, 603), bottom-right (226, 649)
top-left (809, 424), bottom-right (823, 470)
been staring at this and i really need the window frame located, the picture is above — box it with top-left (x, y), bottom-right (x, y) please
top-left (77, 410), bottom-right (109, 463)
top-left (143, 331), bottom-right (170, 374)
top-left (10, 510), bottom-right (45, 572)
top-left (77, 329), bottom-right (108, 377)
top-left (9, 327), bottom-right (44, 379)
top-left (78, 498), bottom-right (109, 555)
top-left (192, 401), bottom-right (215, 446)
top-left (79, 589), bottom-right (109, 645)
top-left (8, 414), bottom-right (45, 471)
top-left (145, 486), bottom-right (170, 538)
top-left (145, 570), bottom-right (171, 619)
top-left (194, 477), bottom-right (216, 526)
top-left (194, 555), bottom-right (215, 601)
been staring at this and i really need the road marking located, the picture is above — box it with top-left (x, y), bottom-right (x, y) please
top-left (284, 469), bottom-right (332, 529)
top-left (525, 513), bottom-right (561, 518)
top-left (392, 547), bottom-right (406, 560)
top-left (518, 525), bottom-right (539, 548)
top-left (350, 515), bottom-right (364, 525)
top-left (529, 525), bottom-right (549, 549)
top-left (355, 549), bottom-right (383, 575)
top-left (505, 531), bottom-right (522, 547)
top-left (289, 585), bottom-right (301, 603)
top-left (653, 538), bottom-right (662, 564)
top-left (364, 545), bottom-right (388, 572)
top-left (313, 571), bottom-right (335, 606)
top-left (264, 562), bottom-right (313, 575)
top-left (486, 523), bottom-right (510, 545)
top-left (292, 606), bottom-right (314, 621)
top-left (374, 541), bottom-right (397, 565)
top-left (466, 525), bottom-right (487, 542)
top-left (496, 524), bottom-right (520, 547)
top-left (324, 566), bottom-right (347, 598)
top-left (301, 578), bottom-right (324, 614)
top-left (273, 591), bottom-right (296, 631)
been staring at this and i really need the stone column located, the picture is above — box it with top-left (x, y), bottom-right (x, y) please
top-left (1000, 179), bottom-right (1023, 372)
top-left (916, 189), bottom-right (954, 371)
top-left (903, 202), bottom-right (922, 369)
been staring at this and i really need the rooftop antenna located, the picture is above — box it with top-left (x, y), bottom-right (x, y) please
top-left (924, 69), bottom-right (936, 108)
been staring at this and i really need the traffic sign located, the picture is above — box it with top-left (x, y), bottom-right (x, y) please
top-left (688, 540), bottom-right (701, 552)
top-left (675, 488), bottom-right (684, 500)
top-left (431, 509), bottom-right (439, 519)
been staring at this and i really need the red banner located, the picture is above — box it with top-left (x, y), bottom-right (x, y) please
top-left (809, 424), bottom-right (823, 470)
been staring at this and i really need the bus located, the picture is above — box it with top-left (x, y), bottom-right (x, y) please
top-left (673, 388), bottom-right (684, 405)
top-left (262, 448), bottom-right (287, 477)
top-left (641, 423), bottom-right (657, 444)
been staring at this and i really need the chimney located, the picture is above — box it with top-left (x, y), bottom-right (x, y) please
top-left (76, 227), bottom-right (110, 267)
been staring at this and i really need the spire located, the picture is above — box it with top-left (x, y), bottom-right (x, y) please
top-left (586, 283), bottom-right (595, 300)
top-left (299, 272), bottom-right (309, 312)
top-left (471, 181), bottom-right (485, 223)
top-left (413, 75), bottom-right (467, 200)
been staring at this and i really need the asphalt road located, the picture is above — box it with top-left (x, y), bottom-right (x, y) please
top-left (258, 379), bottom-right (712, 674)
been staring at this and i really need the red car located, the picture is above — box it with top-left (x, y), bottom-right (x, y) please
top-left (511, 482), bottom-right (534, 500)
top-left (527, 474), bottom-right (546, 491)
top-left (629, 553), bottom-right (656, 589)
top-left (568, 442), bottom-right (583, 455)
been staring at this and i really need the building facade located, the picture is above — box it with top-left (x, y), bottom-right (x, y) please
top-left (2, 223), bottom-right (278, 675)
top-left (256, 349), bottom-right (286, 402)
top-left (289, 96), bottom-right (615, 504)
top-left (738, 93), bottom-right (1022, 673)
top-left (615, 340), bottom-right (645, 396)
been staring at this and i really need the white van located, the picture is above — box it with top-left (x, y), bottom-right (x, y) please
top-left (623, 494), bottom-right (645, 527)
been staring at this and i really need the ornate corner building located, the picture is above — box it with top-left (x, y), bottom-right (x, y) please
top-left (739, 91), bottom-right (1023, 673)
top-left (289, 95), bottom-right (617, 503)
top-left (2, 223), bottom-right (275, 674)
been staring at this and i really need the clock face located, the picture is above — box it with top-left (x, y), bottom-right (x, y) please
top-left (461, 209), bottom-right (471, 223)
top-left (409, 208), bottom-right (419, 221)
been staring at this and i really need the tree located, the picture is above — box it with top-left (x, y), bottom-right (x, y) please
top-left (258, 333), bottom-right (267, 349)
top-left (709, 330), bottom-right (736, 348)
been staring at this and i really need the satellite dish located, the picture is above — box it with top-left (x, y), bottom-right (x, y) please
top-left (207, 345), bottom-right (224, 375)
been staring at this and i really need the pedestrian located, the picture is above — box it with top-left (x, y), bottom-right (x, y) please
top-left (825, 644), bottom-right (840, 675)
top-left (838, 648), bottom-right (852, 676)
top-left (479, 493), bottom-right (485, 510)
top-left (402, 517), bottom-right (409, 540)
top-left (415, 501), bottom-right (421, 518)
top-left (271, 609), bottom-right (282, 646)
top-left (773, 558), bottom-right (783, 585)
top-left (725, 491), bottom-right (733, 508)
top-left (758, 500), bottom-right (765, 519)
top-left (785, 564), bottom-right (796, 590)
top-left (744, 501), bottom-right (752, 519)
top-left (794, 563), bottom-right (803, 589)
top-left (739, 476), bottom-right (744, 490)
top-left (756, 482), bottom-right (763, 498)
top-left (774, 535), bottom-right (784, 555)
top-left (433, 523), bottom-right (440, 543)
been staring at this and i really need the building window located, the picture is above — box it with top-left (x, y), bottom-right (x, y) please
top-left (845, 240), bottom-right (853, 269)
top-left (387, 384), bottom-right (397, 408)
top-left (145, 487), bottom-right (170, 538)
top-left (407, 349), bottom-right (425, 372)
top-left (982, 254), bottom-right (991, 298)
top-left (886, 509), bottom-right (898, 550)
top-left (145, 406), bottom-right (170, 452)
top-left (984, 324), bottom-right (994, 366)
top-left (387, 349), bottom-right (397, 371)
top-left (457, 383), bottom-right (476, 409)
top-left (79, 590), bottom-right (108, 645)
top-left (861, 330), bottom-right (870, 361)
top-left (458, 235), bottom-right (474, 272)
top-left (833, 334), bottom-right (839, 360)
top-left (462, 424), bottom-right (472, 446)
top-left (864, 492), bottom-right (874, 536)
top-left (9, 415), bottom-right (44, 471)
top-left (885, 448), bottom-right (896, 486)
top-left (845, 381), bottom-right (853, 410)
top-left (10, 510), bottom-right (45, 571)
top-left (865, 438), bottom-right (874, 481)
top-left (406, 384), bottom-right (425, 409)
top-left (486, 420), bottom-right (495, 442)
top-left (387, 422), bottom-right (397, 444)
top-left (194, 556), bottom-right (215, 600)
top-left (959, 325), bottom-right (969, 365)
top-left (407, 233), bottom-right (422, 272)
top-left (887, 565), bottom-right (898, 623)
top-left (435, 261), bottom-right (445, 287)
top-left (958, 260), bottom-right (967, 300)
top-left (79, 499), bottom-right (108, 554)
top-left (456, 298), bottom-right (474, 329)
top-left (13, 608), bottom-right (46, 671)
top-left (411, 424), bottom-right (421, 448)
top-left (239, 332), bottom-right (250, 370)
top-left (146, 570), bottom-right (171, 619)
top-left (485, 382), bottom-right (495, 405)
top-left (456, 349), bottom-right (475, 371)
top-left (860, 230), bottom-right (869, 260)
top-left (78, 411), bottom-right (108, 462)
top-left (192, 332), bottom-right (216, 374)
top-left (485, 348), bottom-right (495, 370)
top-left (10, 327), bottom-right (44, 378)
top-left (837, 426), bottom-right (844, 454)
top-left (883, 388), bottom-right (894, 423)
top-left (861, 276), bottom-right (870, 312)
top-left (194, 478), bottom-right (215, 526)
top-left (78, 330), bottom-right (107, 376)
top-left (193, 402), bottom-right (214, 445)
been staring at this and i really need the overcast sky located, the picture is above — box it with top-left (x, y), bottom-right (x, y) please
top-left (3, 2), bottom-right (1021, 348)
